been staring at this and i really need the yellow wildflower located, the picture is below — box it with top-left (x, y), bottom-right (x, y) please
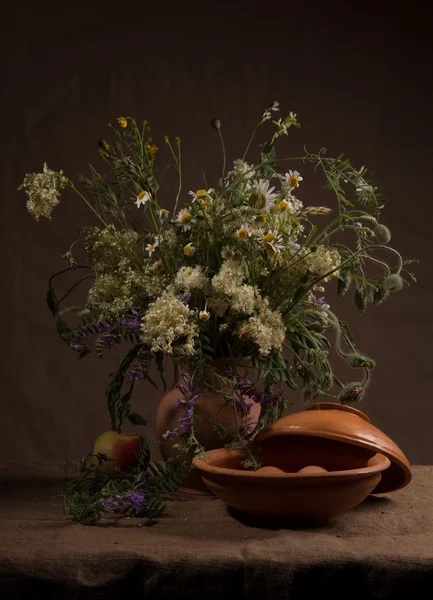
top-left (146, 143), bottom-right (158, 156)
top-left (117, 117), bottom-right (128, 128)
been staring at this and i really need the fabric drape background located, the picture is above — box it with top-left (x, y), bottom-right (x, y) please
top-left (1, 0), bottom-right (432, 466)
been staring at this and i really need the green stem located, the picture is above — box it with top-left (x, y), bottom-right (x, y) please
top-left (68, 184), bottom-right (109, 228)
top-left (49, 265), bottom-right (90, 289)
top-left (217, 129), bottom-right (226, 189)
top-left (57, 276), bottom-right (92, 306)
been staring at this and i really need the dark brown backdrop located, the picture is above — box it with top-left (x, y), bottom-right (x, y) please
top-left (1, 2), bottom-right (432, 466)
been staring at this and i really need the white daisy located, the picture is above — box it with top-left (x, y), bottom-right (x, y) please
top-left (183, 243), bottom-right (196, 257)
top-left (188, 188), bottom-right (214, 204)
top-left (145, 239), bottom-right (159, 257)
top-left (249, 179), bottom-right (278, 213)
top-left (159, 208), bottom-right (169, 219)
top-left (281, 170), bottom-right (303, 189)
top-left (175, 208), bottom-right (196, 232)
top-left (199, 310), bottom-right (211, 322)
top-left (261, 230), bottom-right (285, 253)
top-left (221, 246), bottom-right (235, 260)
top-left (151, 261), bottom-right (164, 273)
top-left (135, 190), bottom-right (151, 208)
top-left (236, 223), bottom-right (252, 241)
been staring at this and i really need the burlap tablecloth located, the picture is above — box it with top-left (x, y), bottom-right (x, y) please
top-left (0, 464), bottom-right (432, 599)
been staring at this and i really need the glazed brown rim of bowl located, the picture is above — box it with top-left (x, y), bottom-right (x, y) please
top-left (192, 448), bottom-right (391, 480)
top-left (307, 402), bottom-right (370, 422)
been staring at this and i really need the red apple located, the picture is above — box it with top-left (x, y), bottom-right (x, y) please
top-left (90, 431), bottom-right (146, 474)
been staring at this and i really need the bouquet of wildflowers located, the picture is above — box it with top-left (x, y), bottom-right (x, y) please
top-left (19, 102), bottom-right (415, 464)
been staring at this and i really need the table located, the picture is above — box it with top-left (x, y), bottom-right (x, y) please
top-left (0, 464), bottom-right (432, 599)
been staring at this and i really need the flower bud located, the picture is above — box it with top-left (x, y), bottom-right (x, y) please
top-left (374, 223), bottom-right (391, 244)
top-left (373, 285), bottom-right (389, 305)
top-left (354, 289), bottom-right (367, 314)
top-left (338, 382), bottom-right (365, 404)
top-left (346, 353), bottom-right (376, 369)
top-left (384, 274), bottom-right (403, 292)
top-left (210, 119), bottom-right (221, 130)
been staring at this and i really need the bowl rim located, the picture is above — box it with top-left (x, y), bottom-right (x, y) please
top-left (192, 447), bottom-right (391, 480)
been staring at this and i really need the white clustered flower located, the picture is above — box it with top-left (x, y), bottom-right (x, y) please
top-left (145, 239), bottom-right (159, 257)
top-left (209, 260), bottom-right (245, 316)
top-left (140, 294), bottom-right (198, 355)
top-left (164, 228), bottom-right (179, 247)
top-left (175, 208), bottom-right (196, 231)
top-left (281, 170), bottom-right (303, 189)
top-left (272, 112), bottom-right (299, 137)
top-left (221, 246), bottom-right (235, 260)
top-left (135, 190), bottom-right (151, 207)
top-left (249, 179), bottom-right (278, 213)
top-left (227, 159), bottom-right (255, 182)
top-left (238, 303), bottom-right (286, 356)
top-left (174, 266), bottom-right (209, 294)
top-left (19, 163), bottom-right (69, 221)
top-left (260, 101), bottom-right (280, 124)
top-left (306, 246), bottom-right (341, 281)
top-left (230, 284), bottom-right (257, 315)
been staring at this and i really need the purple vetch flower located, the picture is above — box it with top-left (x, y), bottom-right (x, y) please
top-left (119, 310), bottom-right (142, 331)
top-left (225, 366), bottom-right (287, 412)
top-left (163, 373), bottom-right (202, 439)
top-left (98, 490), bottom-right (147, 514)
top-left (125, 348), bottom-right (154, 383)
top-left (98, 332), bottom-right (121, 349)
top-left (70, 340), bottom-right (91, 359)
top-left (162, 428), bottom-right (179, 440)
top-left (181, 293), bottom-right (192, 305)
top-left (86, 444), bottom-right (95, 458)
top-left (70, 311), bottom-right (142, 358)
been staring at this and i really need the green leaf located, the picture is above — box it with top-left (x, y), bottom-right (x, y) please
top-left (47, 288), bottom-right (59, 316)
top-left (127, 413), bottom-right (147, 426)
top-left (56, 318), bottom-right (73, 344)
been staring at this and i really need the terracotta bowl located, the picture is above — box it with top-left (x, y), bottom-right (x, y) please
top-left (255, 403), bottom-right (411, 494)
top-left (192, 448), bottom-right (391, 523)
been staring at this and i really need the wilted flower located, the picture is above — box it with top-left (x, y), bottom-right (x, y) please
top-left (19, 163), bottom-right (69, 221)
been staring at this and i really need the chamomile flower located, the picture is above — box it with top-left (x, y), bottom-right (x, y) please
top-left (183, 243), bottom-right (195, 257)
top-left (221, 246), bottom-right (235, 260)
top-left (236, 223), bottom-right (252, 241)
top-left (249, 179), bottom-right (278, 212)
top-left (261, 230), bottom-right (285, 253)
top-left (159, 208), bottom-right (169, 219)
top-left (151, 261), bottom-right (164, 273)
top-left (199, 310), bottom-right (211, 321)
top-left (282, 170), bottom-right (303, 189)
top-left (146, 239), bottom-right (159, 257)
top-left (277, 198), bottom-right (292, 212)
top-left (135, 190), bottom-right (151, 208)
top-left (255, 213), bottom-right (267, 225)
top-left (175, 208), bottom-right (196, 231)
top-left (188, 188), bottom-right (213, 204)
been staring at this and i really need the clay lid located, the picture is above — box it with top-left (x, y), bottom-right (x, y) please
top-left (255, 402), bottom-right (411, 494)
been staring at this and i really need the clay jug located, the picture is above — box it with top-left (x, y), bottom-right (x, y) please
top-left (155, 359), bottom-right (261, 494)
